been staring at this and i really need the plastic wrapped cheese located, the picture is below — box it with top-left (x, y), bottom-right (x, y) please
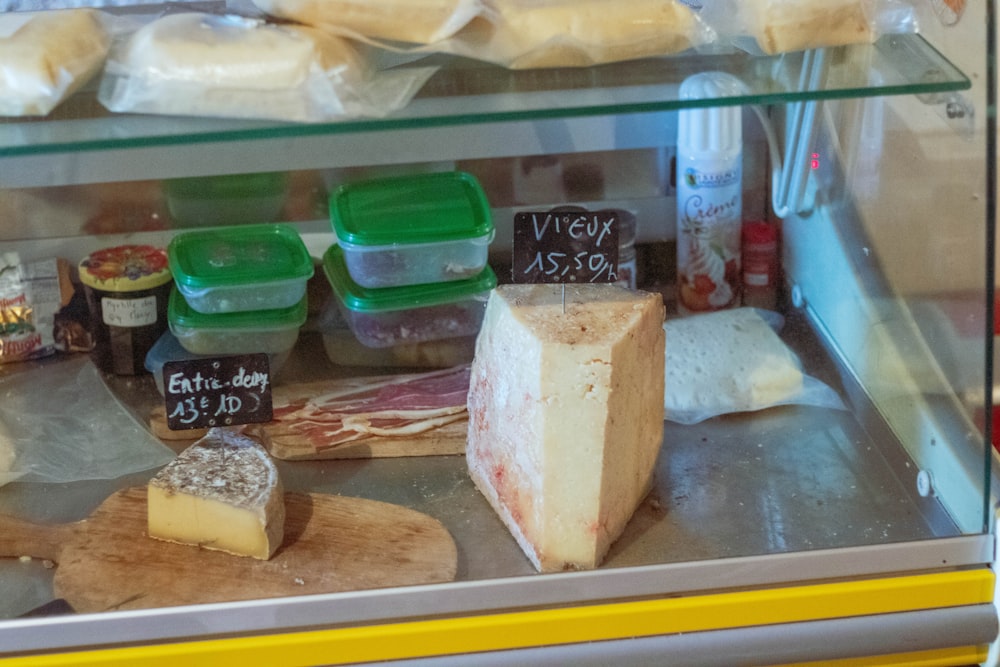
top-left (251, 0), bottom-right (483, 45)
top-left (0, 9), bottom-right (110, 116)
top-left (699, 0), bottom-right (919, 55)
top-left (98, 12), bottom-right (436, 122)
top-left (663, 308), bottom-right (844, 424)
top-left (445, 0), bottom-right (714, 68)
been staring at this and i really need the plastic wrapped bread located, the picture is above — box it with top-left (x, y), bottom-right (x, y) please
top-left (0, 9), bottom-right (110, 116)
top-left (251, 0), bottom-right (483, 45)
top-left (447, 0), bottom-right (713, 68)
top-left (98, 13), bottom-right (436, 122)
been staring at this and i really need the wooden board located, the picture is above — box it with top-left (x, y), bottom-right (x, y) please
top-left (0, 487), bottom-right (458, 613)
top-left (148, 373), bottom-right (469, 460)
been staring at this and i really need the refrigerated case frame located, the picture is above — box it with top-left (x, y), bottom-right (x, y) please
top-left (0, 7), bottom-right (998, 665)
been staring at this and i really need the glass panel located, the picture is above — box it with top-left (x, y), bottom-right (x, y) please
top-left (0, 33), bottom-right (969, 157)
top-left (782, 88), bottom-right (993, 534)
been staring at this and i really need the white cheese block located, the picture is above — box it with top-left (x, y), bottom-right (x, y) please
top-left (662, 308), bottom-right (804, 424)
top-left (467, 284), bottom-right (665, 572)
top-left (100, 13), bottom-right (364, 122)
top-left (148, 428), bottom-right (285, 560)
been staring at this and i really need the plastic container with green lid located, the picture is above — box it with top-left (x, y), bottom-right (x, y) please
top-left (323, 244), bottom-right (496, 349)
top-left (168, 287), bottom-right (307, 357)
top-left (78, 244), bottom-right (173, 375)
top-left (329, 171), bottom-right (495, 289)
top-left (164, 172), bottom-right (288, 228)
top-left (168, 223), bottom-right (313, 314)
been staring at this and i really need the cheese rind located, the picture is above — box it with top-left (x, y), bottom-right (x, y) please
top-left (467, 284), bottom-right (665, 572)
top-left (148, 428), bottom-right (284, 560)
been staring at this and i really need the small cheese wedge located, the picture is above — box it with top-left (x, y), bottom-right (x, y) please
top-left (467, 284), bottom-right (665, 572)
top-left (148, 428), bottom-right (285, 560)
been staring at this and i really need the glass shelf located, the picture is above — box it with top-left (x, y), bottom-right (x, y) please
top-left (0, 32), bottom-right (969, 158)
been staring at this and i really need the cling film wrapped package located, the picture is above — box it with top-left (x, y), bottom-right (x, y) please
top-left (98, 12), bottom-right (437, 122)
top-left (0, 254), bottom-right (74, 364)
top-left (698, 0), bottom-right (919, 55)
top-left (439, 0), bottom-right (715, 68)
top-left (250, 0), bottom-right (484, 45)
top-left (0, 8), bottom-right (111, 116)
top-left (252, 0), bottom-right (714, 69)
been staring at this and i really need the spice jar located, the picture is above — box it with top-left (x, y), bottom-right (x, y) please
top-left (741, 220), bottom-right (779, 311)
top-left (79, 244), bottom-right (172, 375)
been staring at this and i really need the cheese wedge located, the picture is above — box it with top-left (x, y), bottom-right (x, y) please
top-left (467, 284), bottom-right (665, 572)
top-left (148, 428), bottom-right (285, 560)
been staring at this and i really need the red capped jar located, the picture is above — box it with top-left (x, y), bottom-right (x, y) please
top-left (79, 244), bottom-right (173, 375)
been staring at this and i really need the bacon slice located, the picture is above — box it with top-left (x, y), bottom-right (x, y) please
top-left (262, 365), bottom-right (471, 453)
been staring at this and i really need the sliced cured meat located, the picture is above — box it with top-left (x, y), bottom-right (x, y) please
top-left (260, 365), bottom-right (470, 454)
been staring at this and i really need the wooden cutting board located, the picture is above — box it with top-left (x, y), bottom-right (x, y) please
top-left (148, 371), bottom-right (470, 460)
top-left (0, 487), bottom-right (458, 613)
top-left (149, 405), bottom-right (468, 460)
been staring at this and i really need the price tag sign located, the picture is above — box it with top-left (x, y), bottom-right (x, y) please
top-left (512, 208), bottom-right (619, 284)
top-left (163, 354), bottom-right (273, 430)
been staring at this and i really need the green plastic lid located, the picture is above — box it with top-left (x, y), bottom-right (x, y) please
top-left (168, 224), bottom-right (313, 290)
top-left (164, 172), bottom-right (287, 199)
top-left (329, 171), bottom-right (494, 247)
top-left (323, 245), bottom-right (497, 313)
top-left (168, 287), bottom-right (307, 330)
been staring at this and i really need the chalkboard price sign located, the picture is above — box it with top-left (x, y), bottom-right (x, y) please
top-left (163, 354), bottom-right (273, 430)
top-left (512, 208), bottom-right (620, 284)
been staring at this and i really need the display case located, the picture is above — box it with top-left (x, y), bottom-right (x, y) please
top-left (0, 2), bottom-right (998, 665)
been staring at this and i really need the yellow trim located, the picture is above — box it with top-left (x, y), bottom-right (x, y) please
top-left (3, 569), bottom-right (993, 667)
top-left (782, 645), bottom-right (990, 667)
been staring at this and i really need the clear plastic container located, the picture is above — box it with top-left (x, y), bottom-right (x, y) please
top-left (144, 330), bottom-right (291, 395)
top-left (163, 172), bottom-right (288, 228)
top-left (323, 244), bottom-right (496, 349)
top-left (329, 171), bottom-right (495, 289)
top-left (168, 223), bottom-right (313, 314)
top-left (168, 287), bottom-right (306, 356)
top-left (318, 304), bottom-right (476, 367)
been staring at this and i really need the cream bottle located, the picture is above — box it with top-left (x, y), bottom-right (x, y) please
top-left (676, 72), bottom-right (744, 314)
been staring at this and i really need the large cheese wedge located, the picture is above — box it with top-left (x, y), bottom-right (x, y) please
top-left (467, 284), bottom-right (665, 572)
top-left (148, 428), bottom-right (285, 560)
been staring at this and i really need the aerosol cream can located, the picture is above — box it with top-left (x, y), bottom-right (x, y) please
top-left (676, 72), bottom-right (743, 314)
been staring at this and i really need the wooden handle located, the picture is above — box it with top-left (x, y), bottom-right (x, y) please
top-left (0, 514), bottom-right (74, 562)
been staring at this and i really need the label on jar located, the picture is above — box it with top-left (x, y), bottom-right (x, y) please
top-left (101, 295), bottom-right (159, 328)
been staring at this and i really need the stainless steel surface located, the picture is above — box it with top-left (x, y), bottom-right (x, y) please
top-left (0, 312), bottom-right (984, 643)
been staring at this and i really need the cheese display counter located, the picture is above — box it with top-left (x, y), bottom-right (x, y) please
top-left (0, 2), bottom-right (998, 665)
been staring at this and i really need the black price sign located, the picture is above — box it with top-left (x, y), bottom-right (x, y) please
top-left (163, 354), bottom-right (273, 430)
top-left (512, 208), bottom-right (619, 284)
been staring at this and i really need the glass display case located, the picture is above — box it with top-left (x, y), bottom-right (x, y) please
top-left (0, 2), bottom-right (997, 665)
